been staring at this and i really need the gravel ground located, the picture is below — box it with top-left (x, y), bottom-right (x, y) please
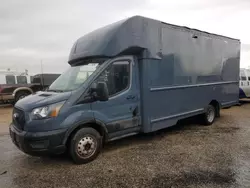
top-left (0, 102), bottom-right (249, 188)
top-left (0, 104), bottom-right (12, 134)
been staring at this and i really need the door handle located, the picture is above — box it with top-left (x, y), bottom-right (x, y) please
top-left (126, 95), bottom-right (135, 100)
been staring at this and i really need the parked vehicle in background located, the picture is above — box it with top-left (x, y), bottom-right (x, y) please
top-left (0, 70), bottom-right (60, 104)
top-left (239, 68), bottom-right (250, 98)
top-left (0, 69), bottom-right (31, 84)
top-left (32, 74), bottom-right (61, 89)
top-left (9, 16), bottom-right (240, 164)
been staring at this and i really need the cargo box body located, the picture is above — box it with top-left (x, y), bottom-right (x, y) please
top-left (137, 20), bottom-right (240, 132)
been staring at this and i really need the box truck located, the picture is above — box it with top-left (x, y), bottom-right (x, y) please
top-left (10, 16), bottom-right (240, 164)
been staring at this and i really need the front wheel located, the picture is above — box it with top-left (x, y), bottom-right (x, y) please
top-left (202, 105), bottom-right (216, 125)
top-left (15, 91), bottom-right (30, 103)
top-left (69, 127), bottom-right (102, 164)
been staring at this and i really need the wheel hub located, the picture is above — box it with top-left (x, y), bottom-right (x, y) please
top-left (77, 136), bottom-right (96, 158)
top-left (207, 108), bottom-right (215, 122)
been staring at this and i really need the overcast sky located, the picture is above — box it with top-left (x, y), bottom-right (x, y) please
top-left (1, 0), bottom-right (250, 74)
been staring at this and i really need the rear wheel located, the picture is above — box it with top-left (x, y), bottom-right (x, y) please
top-left (69, 127), bottom-right (102, 164)
top-left (202, 105), bottom-right (216, 125)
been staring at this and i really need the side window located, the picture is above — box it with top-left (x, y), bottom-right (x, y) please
top-left (241, 76), bottom-right (247, 81)
top-left (32, 77), bottom-right (41, 84)
top-left (17, 76), bottom-right (27, 84)
top-left (96, 61), bottom-right (130, 96)
top-left (5, 75), bottom-right (16, 84)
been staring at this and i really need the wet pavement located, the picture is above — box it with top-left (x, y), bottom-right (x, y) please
top-left (0, 102), bottom-right (250, 188)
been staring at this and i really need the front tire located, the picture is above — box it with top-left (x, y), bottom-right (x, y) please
top-left (202, 105), bottom-right (216, 125)
top-left (69, 127), bottom-right (102, 164)
top-left (15, 91), bottom-right (30, 103)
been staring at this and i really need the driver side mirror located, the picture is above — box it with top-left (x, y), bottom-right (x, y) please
top-left (92, 82), bottom-right (109, 101)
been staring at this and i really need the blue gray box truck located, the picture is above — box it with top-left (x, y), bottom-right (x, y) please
top-left (9, 16), bottom-right (240, 164)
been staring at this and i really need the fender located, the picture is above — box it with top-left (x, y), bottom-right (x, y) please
top-left (62, 118), bottom-right (108, 145)
top-left (13, 87), bottom-right (33, 96)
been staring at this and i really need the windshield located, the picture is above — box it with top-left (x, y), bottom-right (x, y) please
top-left (48, 63), bottom-right (99, 92)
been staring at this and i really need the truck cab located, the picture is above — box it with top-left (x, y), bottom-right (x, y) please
top-left (10, 55), bottom-right (140, 164)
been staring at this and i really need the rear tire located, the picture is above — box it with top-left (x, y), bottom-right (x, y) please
top-left (202, 105), bottom-right (216, 126)
top-left (69, 127), bottom-right (102, 164)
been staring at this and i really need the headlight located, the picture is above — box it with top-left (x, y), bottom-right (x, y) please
top-left (31, 101), bottom-right (65, 120)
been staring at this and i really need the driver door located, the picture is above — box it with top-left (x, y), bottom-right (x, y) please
top-left (91, 56), bottom-right (140, 139)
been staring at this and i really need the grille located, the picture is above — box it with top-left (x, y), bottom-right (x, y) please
top-left (13, 107), bottom-right (26, 130)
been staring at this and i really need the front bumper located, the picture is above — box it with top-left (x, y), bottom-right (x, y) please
top-left (9, 123), bottom-right (67, 156)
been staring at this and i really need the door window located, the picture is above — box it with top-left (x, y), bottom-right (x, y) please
top-left (95, 61), bottom-right (131, 97)
top-left (5, 75), bottom-right (16, 84)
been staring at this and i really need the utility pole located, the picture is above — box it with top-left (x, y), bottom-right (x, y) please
top-left (40, 60), bottom-right (44, 89)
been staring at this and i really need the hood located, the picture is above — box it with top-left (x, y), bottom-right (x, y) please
top-left (15, 91), bottom-right (72, 111)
